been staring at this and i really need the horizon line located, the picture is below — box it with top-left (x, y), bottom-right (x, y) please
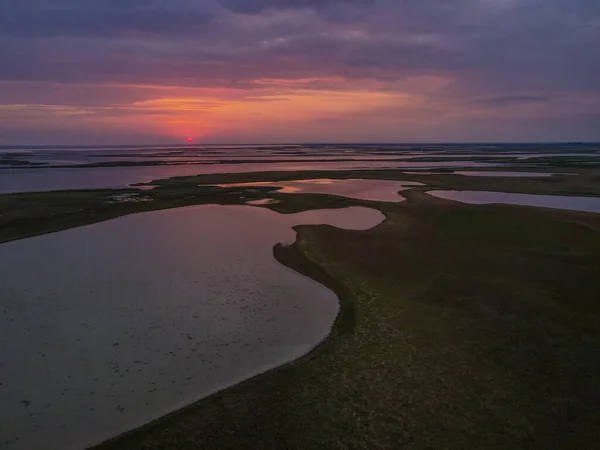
top-left (2, 141), bottom-right (599, 149)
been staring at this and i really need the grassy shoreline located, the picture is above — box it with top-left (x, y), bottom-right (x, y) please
top-left (3, 171), bottom-right (600, 449)
top-left (92, 190), bottom-right (600, 449)
top-left (2, 167), bottom-right (599, 244)
top-left (89, 222), bottom-right (362, 450)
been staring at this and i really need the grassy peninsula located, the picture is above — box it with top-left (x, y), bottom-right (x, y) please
top-left (1, 169), bottom-right (599, 449)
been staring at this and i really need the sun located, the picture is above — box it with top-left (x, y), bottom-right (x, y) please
top-left (187, 138), bottom-right (193, 143)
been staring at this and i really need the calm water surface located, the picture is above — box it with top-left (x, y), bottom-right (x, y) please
top-left (246, 198), bottom-right (281, 205)
top-left (428, 190), bottom-right (600, 213)
top-left (0, 161), bottom-right (496, 194)
top-left (217, 178), bottom-right (423, 202)
top-left (453, 171), bottom-right (554, 177)
top-left (0, 205), bottom-right (384, 450)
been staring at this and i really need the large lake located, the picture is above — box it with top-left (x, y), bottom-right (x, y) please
top-left (0, 205), bottom-right (384, 450)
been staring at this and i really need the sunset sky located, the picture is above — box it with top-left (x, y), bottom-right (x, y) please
top-left (1, 0), bottom-right (599, 144)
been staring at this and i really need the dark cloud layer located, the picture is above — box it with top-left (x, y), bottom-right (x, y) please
top-left (1, 0), bottom-right (599, 142)
top-left (1, 1), bottom-right (597, 85)
top-left (221, 0), bottom-right (350, 13)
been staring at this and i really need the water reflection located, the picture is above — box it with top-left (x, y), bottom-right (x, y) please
top-left (428, 190), bottom-right (600, 213)
top-left (453, 171), bottom-right (555, 177)
top-left (246, 198), bottom-right (280, 205)
top-left (0, 161), bottom-right (493, 194)
top-left (0, 205), bottom-right (384, 450)
top-left (217, 178), bottom-right (423, 202)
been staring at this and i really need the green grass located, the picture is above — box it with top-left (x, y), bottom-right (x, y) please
top-left (145, 167), bottom-right (600, 197)
top-left (2, 169), bottom-right (600, 449)
top-left (0, 186), bottom-right (360, 244)
top-left (93, 191), bottom-right (600, 449)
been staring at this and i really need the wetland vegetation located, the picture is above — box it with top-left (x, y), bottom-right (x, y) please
top-left (1, 164), bottom-right (600, 449)
top-left (95, 183), bottom-right (600, 449)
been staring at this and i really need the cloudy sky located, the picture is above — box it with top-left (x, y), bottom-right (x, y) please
top-left (1, 0), bottom-right (599, 144)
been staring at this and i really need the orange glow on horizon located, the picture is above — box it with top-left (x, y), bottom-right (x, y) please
top-left (0, 77), bottom-right (464, 141)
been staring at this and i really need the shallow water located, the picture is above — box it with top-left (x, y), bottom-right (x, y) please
top-left (0, 205), bottom-right (384, 450)
top-left (428, 190), bottom-right (600, 213)
top-left (217, 178), bottom-right (423, 202)
top-left (3, 145), bottom-right (596, 196)
top-left (453, 171), bottom-right (554, 178)
top-left (0, 160), bottom-right (495, 194)
top-left (517, 152), bottom-right (600, 160)
top-left (246, 198), bottom-right (280, 205)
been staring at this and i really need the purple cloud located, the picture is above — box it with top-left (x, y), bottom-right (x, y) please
top-left (0, 0), bottom-right (599, 143)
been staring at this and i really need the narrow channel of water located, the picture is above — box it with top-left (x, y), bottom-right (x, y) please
top-left (453, 171), bottom-right (554, 178)
top-left (427, 190), bottom-right (600, 213)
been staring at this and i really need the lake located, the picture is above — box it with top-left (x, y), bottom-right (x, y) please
top-left (0, 205), bottom-right (384, 450)
top-left (216, 178), bottom-right (424, 202)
